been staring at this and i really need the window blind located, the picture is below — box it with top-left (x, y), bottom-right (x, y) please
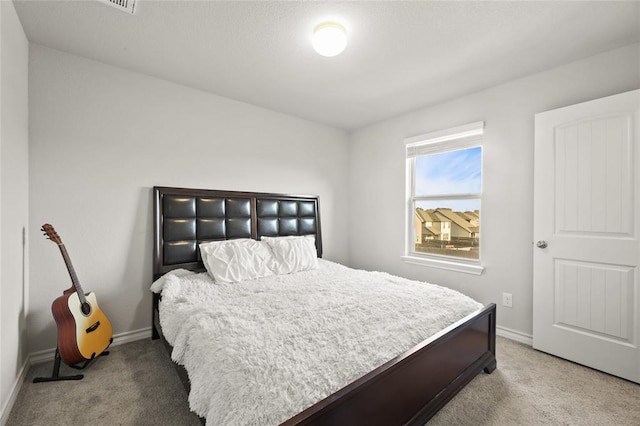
top-left (405, 121), bottom-right (484, 158)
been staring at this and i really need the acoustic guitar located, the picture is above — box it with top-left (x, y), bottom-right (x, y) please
top-left (42, 224), bottom-right (113, 367)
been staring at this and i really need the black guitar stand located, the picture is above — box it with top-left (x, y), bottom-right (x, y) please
top-left (33, 340), bottom-right (112, 383)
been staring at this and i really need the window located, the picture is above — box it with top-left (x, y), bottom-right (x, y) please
top-left (404, 122), bottom-right (484, 274)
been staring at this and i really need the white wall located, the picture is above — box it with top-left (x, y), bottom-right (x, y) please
top-left (28, 44), bottom-right (349, 353)
top-left (348, 43), bottom-right (640, 338)
top-left (0, 0), bottom-right (29, 422)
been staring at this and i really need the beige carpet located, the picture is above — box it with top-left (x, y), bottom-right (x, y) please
top-left (7, 339), bottom-right (201, 426)
top-left (430, 337), bottom-right (640, 425)
top-left (6, 336), bottom-right (640, 425)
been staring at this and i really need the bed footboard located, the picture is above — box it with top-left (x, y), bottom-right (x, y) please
top-left (282, 303), bottom-right (497, 426)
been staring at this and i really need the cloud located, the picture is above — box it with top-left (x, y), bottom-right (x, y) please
top-left (414, 146), bottom-right (481, 195)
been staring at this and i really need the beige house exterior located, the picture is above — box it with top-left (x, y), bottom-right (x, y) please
top-left (414, 208), bottom-right (480, 244)
top-left (415, 208), bottom-right (451, 243)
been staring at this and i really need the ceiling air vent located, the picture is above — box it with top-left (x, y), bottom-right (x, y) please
top-left (98, 0), bottom-right (136, 15)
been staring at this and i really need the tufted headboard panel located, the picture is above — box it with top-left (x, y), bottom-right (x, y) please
top-left (153, 186), bottom-right (322, 279)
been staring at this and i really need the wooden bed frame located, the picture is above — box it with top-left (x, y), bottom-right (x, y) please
top-left (151, 186), bottom-right (496, 425)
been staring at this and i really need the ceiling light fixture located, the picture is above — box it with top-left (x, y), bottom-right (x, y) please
top-left (312, 22), bottom-right (347, 57)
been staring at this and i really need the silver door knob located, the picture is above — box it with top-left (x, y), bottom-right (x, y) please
top-left (536, 240), bottom-right (548, 249)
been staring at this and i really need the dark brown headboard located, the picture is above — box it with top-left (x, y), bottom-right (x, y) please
top-left (152, 186), bottom-right (322, 280)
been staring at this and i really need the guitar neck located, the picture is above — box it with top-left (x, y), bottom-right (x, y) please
top-left (58, 243), bottom-right (87, 304)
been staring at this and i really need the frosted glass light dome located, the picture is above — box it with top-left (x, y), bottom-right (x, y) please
top-left (312, 22), bottom-right (347, 57)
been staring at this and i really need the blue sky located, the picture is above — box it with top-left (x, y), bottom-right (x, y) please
top-left (415, 146), bottom-right (482, 196)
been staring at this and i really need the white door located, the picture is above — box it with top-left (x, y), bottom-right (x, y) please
top-left (533, 90), bottom-right (640, 383)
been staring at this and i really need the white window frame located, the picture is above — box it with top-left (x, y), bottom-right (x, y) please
top-left (403, 121), bottom-right (485, 275)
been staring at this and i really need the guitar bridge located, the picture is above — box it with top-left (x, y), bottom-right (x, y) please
top-left (85, 321), bottom-right (100, 333)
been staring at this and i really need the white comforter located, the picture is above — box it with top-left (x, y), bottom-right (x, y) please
top-left (151, 259), bottom-right (482, 425)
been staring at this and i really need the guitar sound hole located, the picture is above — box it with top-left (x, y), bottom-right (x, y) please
top-left (81, 303), bottom-right (91, 315)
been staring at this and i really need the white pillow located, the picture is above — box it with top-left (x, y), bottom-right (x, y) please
top-left (261, 235), bottom-right (318, 275)
top-left (199, 239), bottom-right (275, 284)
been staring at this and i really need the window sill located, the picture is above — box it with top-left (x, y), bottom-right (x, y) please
top-left (401, 255), bottom-right (484, 275)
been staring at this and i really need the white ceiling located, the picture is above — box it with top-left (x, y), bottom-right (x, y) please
top-left (13, 0), bottom-right (640, 130)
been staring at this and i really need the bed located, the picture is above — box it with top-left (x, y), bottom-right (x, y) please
top-left (151, 186), bottom-right (496, 425)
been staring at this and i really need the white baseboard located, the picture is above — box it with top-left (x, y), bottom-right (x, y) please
top-left (1, 327), bottom-right (153, 425)
top-left (0, 358), bottom-right (29, 426)
top-left (496, 325), bottom-right (533, 346)
top-left (110, 327), bottom-right (152, 347)
top-left (29, 347), bottom-right (58, 366)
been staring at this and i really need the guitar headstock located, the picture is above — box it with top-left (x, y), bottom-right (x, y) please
top-left (42, 224), bottom-right (63, 245)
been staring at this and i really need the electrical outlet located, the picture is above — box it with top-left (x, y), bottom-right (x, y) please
top-left (502, 292), bottom-right (513, 308)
